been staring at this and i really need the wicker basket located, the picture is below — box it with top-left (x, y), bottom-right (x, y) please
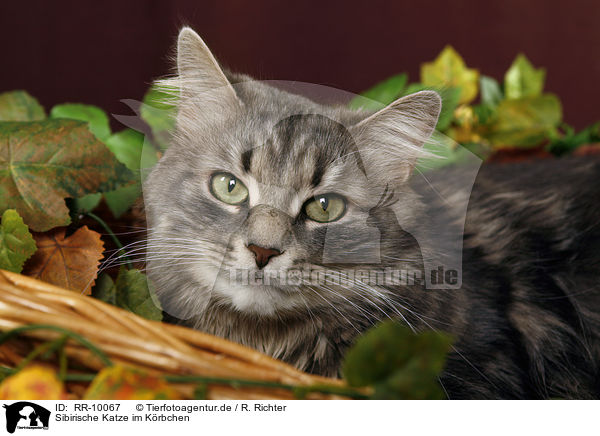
top-left (0, 270), bottom-right (356, 399)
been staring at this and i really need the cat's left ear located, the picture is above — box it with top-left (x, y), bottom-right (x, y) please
top-left (174, 27), bottom-right (241, 115)
top-left (352, 91), bottom-right (441, 183)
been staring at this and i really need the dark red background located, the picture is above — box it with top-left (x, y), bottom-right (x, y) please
top-left (1, 0), bottom-right (598, 129)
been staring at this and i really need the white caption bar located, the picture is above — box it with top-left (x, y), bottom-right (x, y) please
top-left (0, 400), bottom-right (595, 436)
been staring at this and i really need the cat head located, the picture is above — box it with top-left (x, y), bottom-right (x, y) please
top-left (143, 27), bottom-right (441, 320)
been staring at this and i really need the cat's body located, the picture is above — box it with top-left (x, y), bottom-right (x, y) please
top-left (425, 158), bottom-right (600, 398)
top-left (143, 28), bottom-right (600, 398)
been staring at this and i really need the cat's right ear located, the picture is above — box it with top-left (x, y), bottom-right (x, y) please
top-left (352, 91), bottom-right (441, 184)
top-left (173, 27), bottom-right (241, 120)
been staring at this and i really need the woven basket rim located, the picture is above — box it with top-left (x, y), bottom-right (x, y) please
top-left (0, 269), bottom-right (352, 400)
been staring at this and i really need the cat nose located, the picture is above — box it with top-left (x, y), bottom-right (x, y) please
top-left (246, 244), bottom-right (282, 269)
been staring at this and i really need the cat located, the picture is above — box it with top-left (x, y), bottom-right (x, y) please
top-left (142, 27), bottom-right (600, 399)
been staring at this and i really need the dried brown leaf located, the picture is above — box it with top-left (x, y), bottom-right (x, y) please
top-left (23, 226), bottom-right (104, 294)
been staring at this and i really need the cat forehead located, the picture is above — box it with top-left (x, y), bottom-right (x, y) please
top-left (235, 112), bottom-right (365, 190)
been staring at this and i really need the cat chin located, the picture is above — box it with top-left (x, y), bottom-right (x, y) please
top-left (214, 280), bottom-right (305, 317)
top-left (185, 260), bottom-right (306, 316)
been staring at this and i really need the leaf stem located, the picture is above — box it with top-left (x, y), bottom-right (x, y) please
top-left (58, 347), bottom-right (68, 382)
top-left (0, 366), bottom-right (97, 382)
top-left (0, 324), bottom-right (113, 367)
top-left (162, 375), bottom-right (368, 399)
top-left (15, 334), bottom-right (68, 372)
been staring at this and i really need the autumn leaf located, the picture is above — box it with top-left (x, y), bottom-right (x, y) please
top-left (421, 46), bottom-right (479, 104)
top-left (0, 366), bottom-right (67, 400)
top-left (84, 365), bottom-right (180, 400)
top-left (23, 226), bottom-right (104, 294)
top-left (445, 104), bottom-right (480, 144)
top-left (49, 105), bottom-right (145, 217)
top-left (0, 91), bottom-right (46, 122)
top-left (0, 209), bottom-right (36, 273)
top-left (0, 119), bottom-right (132, 231)
top-left (504, 54), bottom-right (546, 100)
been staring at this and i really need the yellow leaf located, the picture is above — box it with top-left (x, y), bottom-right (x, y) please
top-left (504, 54), bottom-right (546, 100)
top-left (421, 46), bottom-right (479, 104)
top-left (445, 106), bottom-right (482, 144)
top-left (0, 366), bottom-right (67, 400)
top-left (84, 365), bottom-right (181, 400)
top-left (482, 94), bottom-right (562, 148)
top-left (453, 105), bottom-right (476, 128)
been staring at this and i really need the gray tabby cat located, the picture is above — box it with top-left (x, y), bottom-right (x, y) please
top-left (143, 27), bottom-right (600, 398)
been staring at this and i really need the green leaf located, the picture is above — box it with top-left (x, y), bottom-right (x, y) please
top-left (104, 183), bottom-right (141, 218)
top-left (141, 85), bottom-right (177, 151)
top-left (342, 321), bottom-right (452, 390)
top-left (343, 322), bottom-right (415, 387)
top-left (582, 122), bottom-right (600, 142)
top-left (436, 87), bottom-right (460, 131)
top-left (0, 119), bottom-right (133, 232)
top-left (0, 91), bottom-right (46, 121)
top-left (479, 75), bottom-right (503, 108)
top-left (50, 104), bottom-right (111, 141)
top-left (66, 194), bottom-right (103, 229)
top-left (349, 74), bottom-right (408, 111)
top-left (472, 103), bottom-right (495, 125)
top-left (92, 269), bottom-right (163, 321)
top-left (92, 273), bottom-right (116, 305)
top-left (140, 138), bottom-right (160, 173)
top-left (104, 128), bottom-right (145, 172)
top-left (402, 82), bottom-right (428, 96)
top-left (115, 268), bottom-right (163, 321)
top-left (483, 94), bottom-right (562, 147)
top-left (0, 209), bottom-right (37, 273)
top-left (99, 129), bottom-right (145, 217)
top-left (504, 54), bottom-right (545, 100)
top-left (72, 193), bottom-right (103, 214)
top-left (548, 121), bottom-right (600, 155)
top-left (371, 358), bottom-right (446, 400)
top-left (421, 46), bottom-right (479, 104)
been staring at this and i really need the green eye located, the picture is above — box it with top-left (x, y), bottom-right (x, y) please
top-left (210, 172), bottom-right (249, 205)
top-left (304, 194), bottom-right (346, 223)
